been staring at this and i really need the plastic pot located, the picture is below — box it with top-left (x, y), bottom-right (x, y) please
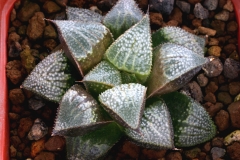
top-left (0, 0), bottom-right (16, 159)
top-left (0, 0), bottom-right (240, 159)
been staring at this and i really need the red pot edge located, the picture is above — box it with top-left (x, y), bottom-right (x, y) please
top-left (0, 0), bottom-right (240, 159)
top-left (0, 0), bottom-right (16, 159)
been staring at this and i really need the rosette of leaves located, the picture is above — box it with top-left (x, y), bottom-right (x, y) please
top-left (22, 0), bottom-right (216, 159)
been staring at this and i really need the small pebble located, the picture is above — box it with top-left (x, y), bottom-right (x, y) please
top-left (9, 113), bottom-right (20, 121)
top-left (9, 88), bottom-right (25, 105)
top-left (198, 26), bottom-right (216, 36)
top-left (18, 117), bottom-right (33, 138)
top-left (97, 0), bottom-right (118, 11)
top-left (211, 20), bottom-right (226, 35)
top-left (45, 136), bottom-right (66, 151)
top-left (176, 1), bottom-right (190, 13)
top-left (120, 141), bottom-right (140, 159)
top-left (10, 136), bottom-right (21, 148)
top-left (215, 110), bottom-right (230, 131)
top-left (204, 92), bottom-right (216, 103)
top-left (205, 81), bottom-right (218, 93)
top-left (208, 46), bottom-right (221, 57)
top-left (223, 0), bottom-right (234, 12)
top-left (212, 137), bottom-right (224, 148)
top-left (228, 101), bottom-right (240, 128)
top-left (211, 147), bottom-right (226, 160)
top-left (10, 145), bottom-right (17, 158)
top-left (149, 0), bottom-right (174, 15)
top-left (34, 152), bottom-right (55, 160)
top-left (165, 151), bottom-right (182, 160)
top-left (90, 6), bottom-right (102, 15)
top-left (17, 2), bottom-right (40, 22)
top-left (192, 18), bottom-right (202, 27)
top-left (150, 12), bottom-right (164, 27)
top-left (26, 12), bottom-right (46, 40)
top-left (28, 118), bottom-right (48, 140)
top-left (223, 58), bottom-right (240, 79)
top-left (28, 95), bottom-right (46, 110)
top-left (229, 82), bottom-right (240, 95)
top-left (215, 10), bottom-right (230, 21)
top-left (194, 3), bottom-right (209, 19)
top-left (169, 7), bottom-right (183, 24)
top-left (203, 0), bottom-right (218, 10)
top-left (202, 57), bottom-right (223, 78)
top-left (10, 8), bottom-right (16, 21)
top-left (227, 142), bottom-right (240, 159)
top-left (227, 21), bottom-right (238, 32)
top-left (55, 0), bottom-right (68, 7)
top-left (142, 149), bottom-right (166, 159)
top-left (6, 60), bottom-right (25, 84)
top-left (223, 43), bottom-right (237, 55)
top-left (197, 73), bottom-right (208, 87)
top-left (208, 38), bottom-right (219, 46)
top-left (44, 25), bottom-right (57, 39)
top-left (204, 102), bottom-right (223, 117)
top-left (31, 138), bottom-right (46, 158)
top-left (187, 81), bottom-right (203, 102)
top-left (203, 142), bottom-right (211, 152)
top-left (184, 147), bottom-right (201, 159)
top-left (217, 92), bottom-right (232, 105)
top-left (43, 1), bottom-right (61, 14)
top-left (224, 130), bottom-right (240, 146)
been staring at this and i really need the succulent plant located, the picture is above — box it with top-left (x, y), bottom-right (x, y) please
top-left (22, 0), bottom-right (216, 159)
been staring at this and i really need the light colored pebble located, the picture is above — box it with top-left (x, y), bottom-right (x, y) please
top-left (208, 38), bottom-right (219, 46)
top-left (198, 26), bottom-right (216, 36)
top-left (215, 10), bottom-right (230, 21)
top-left (208, 46), bottom-right (221, 57)
top-left (223, 0), bottom-right (234, 12)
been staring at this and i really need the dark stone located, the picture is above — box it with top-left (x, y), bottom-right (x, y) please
top-left (149, 0), bottom-right (174, 15)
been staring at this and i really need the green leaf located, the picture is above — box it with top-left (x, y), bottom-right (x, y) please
top-left (52, 20), bottom-right (113, 76)
top-left (66, 122), bottom-right (123, 160)
top-left (22, 50), bottom-right (74, 103)
top-left (103, 0), bottom-right (143, 39)
top-left (125, 99), bottom-right (174, 149)
top-left (53, 84), bottom-right (111, 136)
top-left (161, 92), bottom-right (216, 147)
top-left (105, 14), bottom-right (152, 83)
top-left (147, 43), bottom-right (208, 97)
top-left (121, 72), bottom-right (140, 84)
top-left (66, 6), bottom-right (103, 22)
top-left (99, 83), bottom-right (147, 129)
top-left (82, 61), bottom-right (122, 96)
top-left (152, 26), bottom-right (205, 55)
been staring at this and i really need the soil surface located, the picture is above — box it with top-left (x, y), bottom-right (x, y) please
top-left (7, 0), bottom-right (240, 159)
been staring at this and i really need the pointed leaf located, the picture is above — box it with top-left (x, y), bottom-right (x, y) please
top-left (152, 26), bottom-right (205, 55)
top-left (53, 84), bottom-right (111, 136)
top-left (161, 92), bottom-right (216, 147)
top-left (103, 0), bottom-right (143, 39)
top-left (83, 61), bottom-right (122, 96)
top-left (147, 43), bottom-right (209, 97)
top-left (52, 20), bottom-right (113, 76)
top-left (66, 122), bottom-right (123, 160)
top-left (125, 99), bottom-right (174, 149)
top-left (105, 14), bottom-right (152, 83)
top-left (99, 83), bottom-right (147, 129)
top-left (121, 72), bottom-right (140, 84)
top-left (66, 6), bottom-right (103, 22)
top-left (22, 50), bottom-right (74, 103)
